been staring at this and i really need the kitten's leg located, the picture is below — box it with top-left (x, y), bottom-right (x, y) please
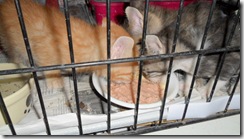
top-left (43, 70), bottom-right (64, 89)
top-left (197, 77), bottom-right (227, 99)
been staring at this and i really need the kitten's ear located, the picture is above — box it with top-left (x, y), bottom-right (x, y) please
top-left (125, 6), bottom-right (143, 36)
top-left (111, 36), bottom-right (134, 59)
top-left (146, 35), bottom-right (165, 54)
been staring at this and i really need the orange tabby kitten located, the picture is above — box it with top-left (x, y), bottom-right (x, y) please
top-left (0, 0), bottom-right (137, 88)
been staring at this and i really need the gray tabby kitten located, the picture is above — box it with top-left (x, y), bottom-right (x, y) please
top-left (126, 1), bottom-right (240, 98)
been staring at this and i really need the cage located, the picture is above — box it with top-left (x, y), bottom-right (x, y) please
top-left (0, 0), bottom-right (241, 135)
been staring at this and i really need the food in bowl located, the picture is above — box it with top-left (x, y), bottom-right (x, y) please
top-left (110, 79), bottom-right (164, 104)
top-left (92, 72), bottom-right (179, 109)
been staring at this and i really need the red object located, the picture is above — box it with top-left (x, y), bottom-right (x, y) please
top-left (90, 0), bottom-right (125, 25)
top-left (149, 0), bottom-right (196, 10)
top-left (46, 0), bottom-right (59, 8)
top-left (90, 0), bottom-right (213, 24)
top-left (149, 0), bottom-right (212, 10)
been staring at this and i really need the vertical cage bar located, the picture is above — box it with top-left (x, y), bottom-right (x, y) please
top-left (181, 0), bottom-right (217, 121)
top-left (0, 93), bottom-right (16, 135)
top-left (224, 72), bottom-right (240, 112)
top-left (63, 0), bottom-right (83, 135)
top-left (133, 0), bottom-right (149, 130)
top-left (106, 0), bottom-right (111, 134)
top-left (14, 0), bottom-right (51, 135)
top-left (207, 9), bottom-right (240, 102)
top-left (235, 0), bottom-right (240, 7)
top-left (158, 0), bottom-right (185, 125)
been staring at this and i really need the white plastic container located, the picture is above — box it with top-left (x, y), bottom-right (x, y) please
top-left (0, 63), bottom-right (33, 126)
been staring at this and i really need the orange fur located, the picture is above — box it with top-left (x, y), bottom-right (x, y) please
top-left (0, 0), bottom-right (137, 88)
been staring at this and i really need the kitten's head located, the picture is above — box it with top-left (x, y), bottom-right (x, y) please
top-left (143, 35), bottom-right (168, 82)
top-left (96, 19), bottom-right (139, 83)
top-left (125, 6), bottom-right (169, 82)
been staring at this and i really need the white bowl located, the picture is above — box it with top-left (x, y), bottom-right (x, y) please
top-left (0, 63), bottom-right (34, 126)
top-left (92, 73), bottom-right (179, 109)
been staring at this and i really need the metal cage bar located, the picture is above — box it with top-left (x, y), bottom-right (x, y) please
top-left (63, 0), bottom-right (83, 135)
top-left (113, 109), bottom-right (240, 135)
top-left (0, 47), bottom-right (239, 76)
top-left (13, 0), bottom-right (51, 135)
top-left (106, 0), bottom-right (112, 134)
